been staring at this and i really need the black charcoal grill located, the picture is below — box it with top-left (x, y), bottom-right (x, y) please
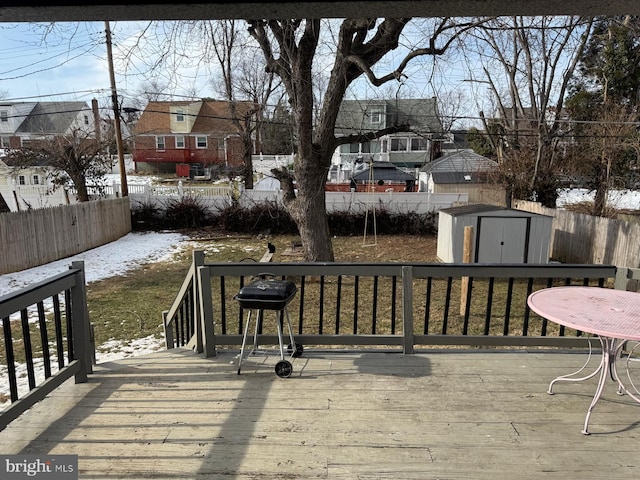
top-left (234, 273), bottom-right (303, 378)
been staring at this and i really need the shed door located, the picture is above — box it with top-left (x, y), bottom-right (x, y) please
top-left (476, 217), bottom-right (529, 263)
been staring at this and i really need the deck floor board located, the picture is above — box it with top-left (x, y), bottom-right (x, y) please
top-left (1, 348), bottom-right (639, 479)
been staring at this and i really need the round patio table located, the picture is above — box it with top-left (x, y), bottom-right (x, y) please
top-left (527, 286), bottom-right (640, 435)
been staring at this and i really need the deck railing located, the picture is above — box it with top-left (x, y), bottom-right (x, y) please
top-left (164, 251), bottom-right (638, 357)
top-left (0, 261), bottom-right (94, 430)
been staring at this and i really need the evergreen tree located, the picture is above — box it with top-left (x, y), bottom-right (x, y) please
top-left (567, 16), bottom-right (640, 216)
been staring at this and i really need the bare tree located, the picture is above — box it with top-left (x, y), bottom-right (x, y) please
top-left (4, 128), bottom-right (113, 202)
top-left (120, 21), bottom-right (281, 188)
top-left (204, 20), bottom-right (280, 188)
top-left (249, 18), bottom-right (487, 261)
top-left (465, 16), bottom-right (594, 207)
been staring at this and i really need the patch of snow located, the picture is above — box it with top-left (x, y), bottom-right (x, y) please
top-left (557, 188), bottom-right (640, 210)
top-left (0, 231), bottom-right (190, 406)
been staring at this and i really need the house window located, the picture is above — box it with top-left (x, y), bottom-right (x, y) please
top-left (176, 135), bottom-right (185, 149)
top-left (84, 115), bottom-right (90, 125)
top-left (0, 111), bottom-right (7, 122)
top-left (410, 137), bottom-right (429, 151)
top-left (196, 136), bottom-right (207, 148)
top-left (176, 109), bottom-right (185, 122)
top-left (18, 175), bottom-right (26, 185)
top-left (156, 136), bottom-right (165, 150)
top-left (33, 175), bottom-right (40, 185)
top-left (21, 139), bottom-right (31, 148)
top-left (370, 111), bottom-right (382, 123)
top-left (0, 136), bottom-right (9, 148)
top-left (390, 138), bottom-right (408, 151)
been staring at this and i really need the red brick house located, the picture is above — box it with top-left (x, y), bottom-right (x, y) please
top-left (131, 100), bottom-right (256, 176)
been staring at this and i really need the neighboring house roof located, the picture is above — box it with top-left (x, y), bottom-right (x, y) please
top-left (2, 155), bottom-right (50, 168)
top-left (0, 102), bottom-right (36, 134)
top-left (441, 130), bottom-right (472, 151)
top-left (335, 98), bottom-right (444, 138)
top-left (351, 161), bottom-right (416, 181)
top-left (16, 102), bottom-right (89, 135)
top-left (421, 150), bottom-right (497, 174)
top-left (134, 101), bottom-right (199, 135)
top-left (421, 150), bottom-right (498, 185)
top-left (430, 172), bottom-right (492, 184)
top-left (134, 100), bottom-right (254, 136)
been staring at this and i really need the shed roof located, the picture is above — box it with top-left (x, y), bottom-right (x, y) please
top-left (430, 171), bottom-right (493, 184)
top-left (439, 203), bottom-right (552, 218)
top-left (421, 150), bottom-right (497, 174)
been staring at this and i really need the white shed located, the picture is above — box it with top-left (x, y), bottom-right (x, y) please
top-left (437, 204), bottom-right (552, 264)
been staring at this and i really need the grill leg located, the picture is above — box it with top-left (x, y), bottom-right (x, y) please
top-left (284, 307), bottom-right (296, 350)
top-left (237, 310), bottom-right (254, 375)
top-left (276, 310), bottom-right (285, 361)
top-left (253, 309), bottom-right (263, 351)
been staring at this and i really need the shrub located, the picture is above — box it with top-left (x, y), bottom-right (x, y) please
top-left (163, 195), bottom-right (211, 229)
top-left (213, 199), bottom-right (298, 234)
top-left (328, 207), bottom-right (436, 236)
top-left (130, 200), bottom-right (164, 231)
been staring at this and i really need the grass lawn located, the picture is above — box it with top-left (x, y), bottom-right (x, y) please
top-left (87, 232), bottom-right (440, 351)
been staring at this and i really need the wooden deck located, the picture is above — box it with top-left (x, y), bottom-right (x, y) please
top-left (1, 347), bottom-right (639, 479)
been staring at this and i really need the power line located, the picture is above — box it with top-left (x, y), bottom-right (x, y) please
top-left (1, 89), bottom-right (110, 102)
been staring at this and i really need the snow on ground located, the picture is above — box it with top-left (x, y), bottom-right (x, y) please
top-left (557, 188), bottom-right (640, 210)
top-left (0, 231), bottom-right (192, 405)
top-left (0, 231), bottom-right (187, 296)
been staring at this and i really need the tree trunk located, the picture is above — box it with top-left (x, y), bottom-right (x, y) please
top-left (592, 161), bottom-right (608, 217)
top-left (294, 181), bottom-right (334, 262)
top-left (274, 150), bottom-right (335, 262)
top-left (242, 134), bottom-right (254, 190)
top-left (73, 176), bottom-right (90, 202)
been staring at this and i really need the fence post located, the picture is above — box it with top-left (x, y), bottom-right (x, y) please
top-left (402, 265), bottom-right (414, 354)
top-left (192, 251), bottom-right (205, 353)
top-left (460, 226), bottom-right (474, 315)
top-left (198, 265), bottom-right (217, 357)
top-left (162, 310), bottom-right (174, 349)
top-left (70, 261), bottom-right (93, 382)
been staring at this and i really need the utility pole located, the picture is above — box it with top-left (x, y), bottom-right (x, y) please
top-left (105, 20), bottom-right (128, 197)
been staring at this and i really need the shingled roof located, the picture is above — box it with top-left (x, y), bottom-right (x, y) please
top-left (421, 150), bottom-right (498, 184)
top-left (16, 102), bottom-right (89, 134)
top-left (351, 161), bottom-right (416, 181)
top-left (133, 100), bottom-right (255, 135)
top-left (335, 98), bottom-right (444, 138)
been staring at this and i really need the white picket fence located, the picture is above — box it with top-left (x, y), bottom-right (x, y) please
top-left (2, 179), bottom-right (468, 215)
top-left (127, 187), bottom-right (468, 215)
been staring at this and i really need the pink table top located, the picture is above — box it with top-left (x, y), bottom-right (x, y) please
top-left (528, 286), bottom-right (640, 341)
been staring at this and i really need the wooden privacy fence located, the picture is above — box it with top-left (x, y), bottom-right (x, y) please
top-left (0, 198), bottom-right (131, 274)
top-left (515, 200), bottom-right (640, 268)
